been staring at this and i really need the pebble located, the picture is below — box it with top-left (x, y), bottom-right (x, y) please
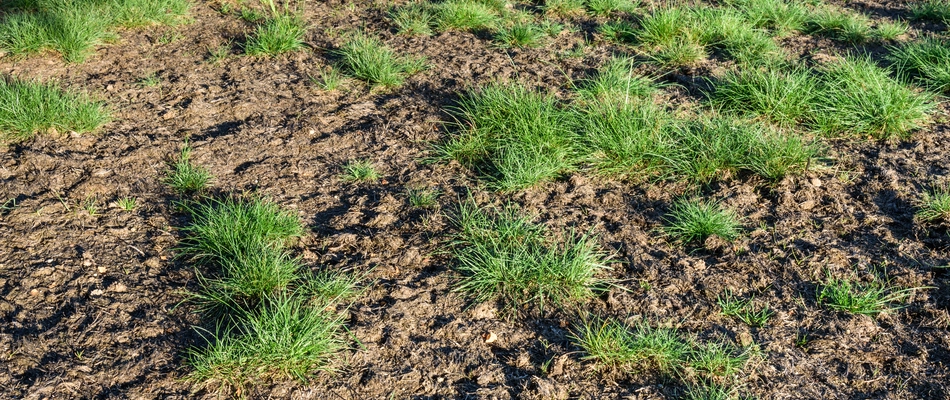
top-left (97, 266), bottom-right (107, 274)
top-left (90, 289), bottom-right (104, 296)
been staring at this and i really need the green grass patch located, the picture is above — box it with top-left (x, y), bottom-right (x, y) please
top-left (813, 56), bottom-right (935, 139)
top-left (407, 186), bottom-right (441, 208)
top-left (438, 84), bottom-right (578, 191)
top-left (724, 0), bottom-right (807, 35)
top-left (245, 12), bottom-right (307, 56)
top-left (709, 66), bottom-right (819, 127)
top-left (164, 143), bottom-right (213, 194)
top-left (718, 290), bottom-right (772, 327)
top-left (543, 0), bottom-right (585, 17)
top-left (575, 56), bottom-right (658, 104)
top-left (340, 159), bottom-right (380, 182)
top-left (909, 0), bottom-right (950, 23)
top-left (0, 0), bottom-right (190, 62)
top-left (692, 7), bottom-right (784, 65)
top-left (803, 5), bottom-right (873, 43)
top-left (917, 184), bottom-right (950, 222)
top-left (494, 22), bottom-right (546, 48)
top-left (390, 2), bottom-right (435, 35)
top-left (818, 273), bottom-right (922, 316)
top-left (576, 99), bottom-right (670, 178)
top-left (0, 76), bottom-right (109, 142)
top-left (449, 200), bottom-right (614, 314)
top-left (586, 0), bottom-right (637, 17)
top-left (664, 198), bottom-right (742, 245)
top-left (634, 6), bottom-right (706, 67)
top-left (434, 0), bottom-right (503, 32)
top-left (334, 33), bottom-right (426, 87)
top-left (889, 36), bottom-right (950, 95)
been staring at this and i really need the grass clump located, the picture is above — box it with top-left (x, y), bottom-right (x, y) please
top-left (817, 273), bottom-right (922, 316)
top-left (576, 99), bottom-right (670, 178)
top-left (813, 56), bottom-right (935, 139)
top-left (245, 12), bottom-right (307, 56)
top-left (634, 7), bottom-right (706, 67)
top-left (340, 159), bottom-right (380, 183)
top-left (724, 0), bottom-right (807, 35)
top-left (872, 20), bottom-right (908, 41)
top-left (165, 143), bottom-right (213, 195)
top-left (407, 187), bottom-right (440, 208)
top-left (438, 84), bottom-right (578, 191)
top-left (494, 22), bottom-right (546, 48)
top-left (543, 0), bottom-right (585, 17)
top-left (390, 2), bottom-right (435, 35)
top-left (664, 198), bottom-right (742, 245)
top-left (449, 200), bottom-right (613, 314)
top-left (909, 0), bottom-right (950, 23)
top-left (803, 5), bottom-right (873, 43)
top-left (434, 0), bottom-right (503, 32)
top-left (718, 290), bottom-right (772, 327)
top-left (709, 66), bottom-right (818, 127)
top-left (917, 184), bottom-right (950, 222)
top-left (575, 57), bottom-right (658, 104)
top-left (0, 77), bottom-right (109, 142)
top-left (586, 0), bottom-right (638, 17)
top-left (889, 36), bottom-right (950, 95)
top-left (334, 33), bottom-right (425, 87)
top-left (0, 0), bottom-right (190, 62)
top-left (692, 7), bottom-right (783, 65)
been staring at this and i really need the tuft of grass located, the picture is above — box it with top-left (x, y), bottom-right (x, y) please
top-left (186, 292), bottom-right (347, 389)
top-left (576, 99), bottom-right (670, 178)
top-left (598, 20), bottom-right (636, 43)
top-left (575, 57), bottom-right (657, 104)
top-left (0, 77), bottom-right (109, 142)
top-left (340, 159), bottom-right (380, 183)
top-left (586, 0), bottom-right (638, 17)
top-left (689, 340), bottom-right (755, 378)
top-left (872, 20), bottom-right (908, 41)
top-left (494, 22), bottom-right (546, 48)
top-left (165, 143), bottom-right (213, 194)
top-left (888, 36), bottom-right (950, 95)
top-left (116, 197), bottom-right (137, 211)
top-left (692, 7), bottom-right (783, 65)
top-left (310, 68), bottom-right (346, 91)
top-left (334, 33), bottom-right (426, 87)
top-left (543, 0), bottom-right (585, 17)
top-left (635, 7), bottom-right (706, 67)
top-left (724, 0), bottom-right (807, 35)
top-left (917, 184), bottom-right (950, 222)
top-left (909, 0), bottom-right (950, 23)
top-left (664, 198), bottom-right (742, 245)
top-left (438, 84), bottom-right (578, 191)
top-left (407, 187), bottom-right (440, 208)
top-left (245, 13), bottom-right (307, 56)
top-left (683, 381), bottom-right (741, 400)
top-left (434, 0), bottom-right (502, 31)
top-left (803, 6), bottom-right (873, 43)
top-left (0, 0), bottom-right (189, 62)
top-left (817, 273), bottom-right (922, 316)
top-left (812, 56), bottom-right (935, 139)
top-left (718, 290), bottom-right (772, 327)
top-left (709, 66), bottom-right (819, 127)
top-left (449, 200), bottom-right (614, 314)
top-left (137, 73), bottom-right (161, 87)
top-left (390, 2), bottom-right (435, 35)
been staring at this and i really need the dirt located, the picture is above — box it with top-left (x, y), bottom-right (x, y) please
top-left (2, 0), bottom-right (950, 398)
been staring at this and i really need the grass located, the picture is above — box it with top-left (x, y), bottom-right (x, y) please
top-left (586, 0), bottom-right (638, 17)
top-left (340, 159), bottom-right (380, 182)
top-left (888, 36), bottom-right (950, 95)
top-left (917, 184), bottom-right (950, 222)
top-left (494, 22), bottom-right (546, 48)
top-left (909, 0), bottom-right (950, 23)
top-left (165, 143), bottom-right (213, 194)
top-left (664, 198), bottom-right (742, 245)
top-left (803, 5), bottom-right (873, 43)
top-left (0, 0), bottom-right (190, 62)
top-left (438, 84), bottom-right (578, 191)
top-left (724, 0), bottom-right (807, 35)
top-left (407, 187), bottom-right (440, 208)
top-left (0, 76), bottom-right (110, 142)
top-left (576, 99), bottom-right (670, 178)
top-left (718, 290), bottom-right (772, 327)
top-left (449, 200), bottom-right (613, 314)
top-left (598, 21), bottom-right (636, 44)
top-left (116, 197), bottom-right (137, 211)
top-left (575, 57), bottom-right (658, 105)
top-left (817, 273), bottom-right (921, 316)
top-left (543, 0), bottom-right (585, 17)
top-left (434, 0), bottom-right (502, 32)
top-left (390, 2), bottom-right (435, 35)
top-left (709, 66), bottom-right (819, 127)
top-left (635, 7), bottom-right (706, 67)
top-left (872, 20), bottom-right (908, 41)
top-left (334, 33), bottom-right (426, 87)
top-left (310, 68), bottom-right (345, 91)
top-left (245, 0), bottom-right (307, 57)
top-left (692, 7), bottom-right (783, 65)
top-left (813, 56), bottom-right (935, 139)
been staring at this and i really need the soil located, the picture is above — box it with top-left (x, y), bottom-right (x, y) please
top-left (2, 0), bottom-right (950, 399)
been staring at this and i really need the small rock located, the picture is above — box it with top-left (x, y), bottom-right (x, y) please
top-left (738, 331), bottom-right (754, 347)
top-left (29, 289), bottom-right (40, 296)
top-left (810, 178), bottom-right (822, 188)
top-left (83, 260), bottom-right (93, 267)
top-left (90, 289), bottom-right (104, 296)
top-left (483, 331), bottom-right (497, 344)
top-left (800, 200), bottom-right (817, 210)
top-left (110, 283), bottom-right (128, 293)
top-left (97, 266), bottom-right (107, 274)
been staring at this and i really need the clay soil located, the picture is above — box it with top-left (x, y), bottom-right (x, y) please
top-left (2, 0), bottom-right (950, 398)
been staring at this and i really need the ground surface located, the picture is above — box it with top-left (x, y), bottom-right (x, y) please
top-left (1, 0), bottom-right (950, 399)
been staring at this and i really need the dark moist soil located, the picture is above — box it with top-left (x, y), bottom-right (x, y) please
top-left (2, 0), bottom-right (950, 399)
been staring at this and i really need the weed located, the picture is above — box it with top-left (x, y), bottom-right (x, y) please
top-left (245, 13), bottom-right (307, 56)
top-left (438, 84), bottom-right (578, 191)
top-left (334, 33), bottom-right (425, 87)
top-left (340, 159), bottom-right (380, 182)
top-left (664, 198), bottom-right (742, 244)
top-left (390, 2), bottom-right (435, 35)
top-left (407, 187), bottom-right (440, 208)
top-left (718, 290), bottom-right (772, 327)
top-left (909, 0), bottom-right (950, 23)
top-left (0, 77), bottom-right (109, 142)
top-left (586, 0), bottom-right (638, 17)
top-left (817, 273), bottom-right (922, 315)
top-left (710, 66), bottom-right (818, 127)
top-left (888, 36), bottom-right (950, 94)
top-left (494, 23), bottom-right (546, 48)
top-left (813, 56), bottom-right (935, 139)
top-left (117, 197), bottom-right (137, 211)
top-left (917, 184), bottom-right (950, 222)
top-left (164, 143), bottom-right (213, 194)
top-left (449, 200), bottom-right (614, 314)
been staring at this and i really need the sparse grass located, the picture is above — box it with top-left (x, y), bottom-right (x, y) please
top-left (165, 143), bottom-right (213, 194)
top-left (435, 0), bottom-right (502, 32)
top-left (334, 33), bottom-right (426, 87)
top-left (689, 340), bottom-right (754, 378)
top-left (0, 77), bottom-right (110, 142)
top-left (438, 84), bottom-right (578, 191)
top-left (390, 2), bottom-right (435, 35)
top-left (664, 198), bottom-right (742, 244)
top-left (817, 273), bottom-right (922, 316)
top-left (494, 22), bottom-right (546, 48)
top-left (718, 290), bottom-right (772, 327)
top-left (207, 42), bottom-right (231, 63)
top-left (137, 73), bottom-right (161, 87)
top-left (116, 197), bottom-right (137, 211)
top-left (909, 0), bottom-right (950, 23)
top-left (245, 12), bottom-right (307, 56)
top-left (543, 0), bottom-right (585, 17)
top-left (683, 381), bottom-right (740, 400)
top-left (889, 36), bottom-right (950, 95)
top-left (709, 66), bottom-right (819, 127)
top-left (804, 6), bottom-right (873, 43)
top-left (724, 0), bottom-right (807, 35)
top-left (586, 0), bottom-right (638, 17)
top-left (407, 187), bottom-right (440, 208)
top-left (598, 20), bottom-right (636, 44)
top-left (917, 184), bottom-right (950, 222)
top-left (0, 0), bottom-right (190, 62)
top-left (310, 68), bottom-right (346, 91)
top-left (340, 159), bottom-right (380, 182)
top-left (449, 200), bottom-right (613, 314)
top-left (813, 56), bottom-right (935, 139)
